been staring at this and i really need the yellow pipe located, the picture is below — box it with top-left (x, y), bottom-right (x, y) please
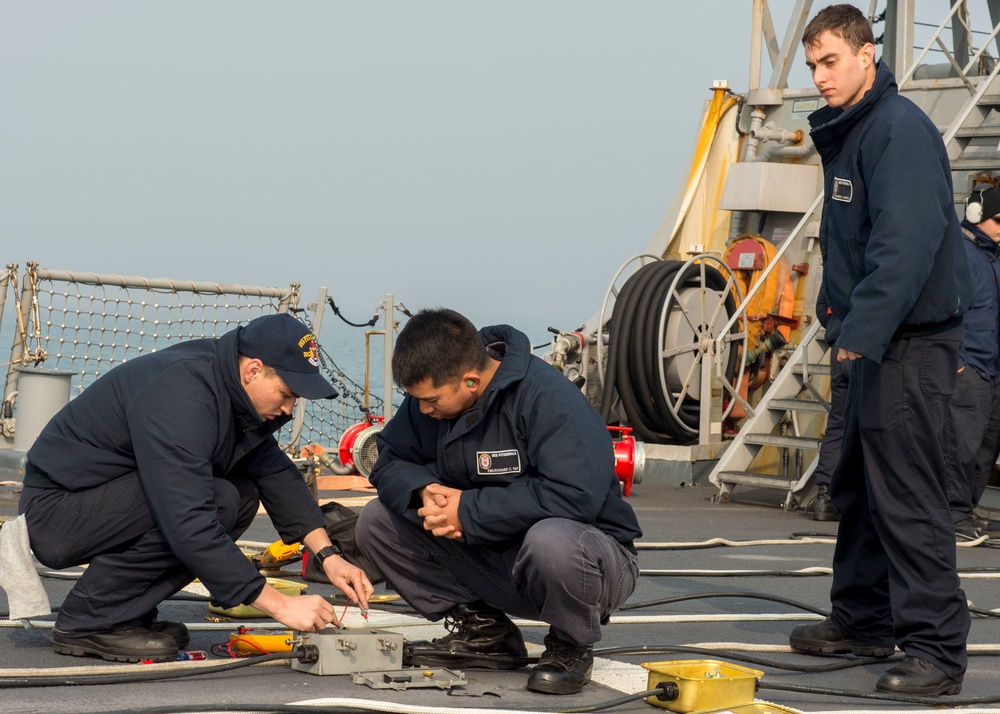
top-left (667, 88), bottom-right (740, 248)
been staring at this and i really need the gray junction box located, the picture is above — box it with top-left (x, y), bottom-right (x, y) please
top-left (291, 627), bottom-right (404, 676)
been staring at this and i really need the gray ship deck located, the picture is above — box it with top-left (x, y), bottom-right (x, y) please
top-left (2, 477), bottom-right (1000, 714)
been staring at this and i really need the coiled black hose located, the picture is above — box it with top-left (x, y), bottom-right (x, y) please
top-left (600, 260), bottom-right (739, 442)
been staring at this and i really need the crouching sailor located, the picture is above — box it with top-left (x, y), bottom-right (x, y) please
top-left (19, 313), bottom-right (374, 661)
top-left (355, 308), bottom-right (642, 695)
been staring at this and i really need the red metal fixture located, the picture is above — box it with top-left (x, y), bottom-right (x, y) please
top-left (608, 426), bottom-right (644, 496)
top-left (338, 415), bottom-right (385, 476)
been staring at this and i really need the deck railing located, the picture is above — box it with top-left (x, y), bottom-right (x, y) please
top-left (1, 262), bottom-right (380, 456)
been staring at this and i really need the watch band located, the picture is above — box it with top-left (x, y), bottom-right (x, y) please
top-left (313, 545), bottom-right (339, 567)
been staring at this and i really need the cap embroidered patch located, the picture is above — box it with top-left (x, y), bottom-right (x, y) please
top-left (299, 334), bottom-right (320, 367)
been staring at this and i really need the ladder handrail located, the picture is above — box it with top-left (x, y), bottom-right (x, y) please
top-left (943, 54), bottom-right (1000, 146)
top-left (962, 21), bottom-right (1000, 76)
top-left (897, 0), bottom-right (967, 90)
top-left (712, 192), bottom-right (822, 378)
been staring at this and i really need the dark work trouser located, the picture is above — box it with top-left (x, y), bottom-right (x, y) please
top-left (828, 327), bottom-right (970, 681)
top-left (19, 474), bottom-right (259, 637)
top-left (971, 377), bottom-right (1000, 509)
top-left (355, 498), bottom-right (638, 647)
top-left (812, 347), bottom-right (851, 490)
top-left (944, 367), bottom-right (1000, 521)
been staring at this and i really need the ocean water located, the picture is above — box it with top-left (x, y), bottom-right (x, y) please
top-left (309, 318), bottom-right (396, 410)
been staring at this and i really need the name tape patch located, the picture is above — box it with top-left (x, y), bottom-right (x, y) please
top-left (832, 177), bottom-right (853, 203)
top-left (477, 449), bottom-right (521, 476)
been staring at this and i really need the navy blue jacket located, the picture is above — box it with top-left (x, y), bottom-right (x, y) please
top-left (958, 220), bottom-right (1000, 378)
top-left (24, 328), bottom-right (325, 608)
top-left (369, 324), bottom-right (642, 550)
top-left (810, 62), bottom-right (971, 362)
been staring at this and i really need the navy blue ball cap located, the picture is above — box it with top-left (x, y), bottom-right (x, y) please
top-left (238, 313), bottom-right (339, 400)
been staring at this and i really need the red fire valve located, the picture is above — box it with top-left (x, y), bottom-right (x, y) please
top-left (338, 422), bottom-right (371, 471)
top-left (607, 426), bottom-right (644, 496)
top-left (338, 415), bottom-right (386, 473)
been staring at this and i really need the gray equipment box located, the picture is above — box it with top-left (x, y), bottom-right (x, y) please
top-left (291, 627), bottom-right (404, 676)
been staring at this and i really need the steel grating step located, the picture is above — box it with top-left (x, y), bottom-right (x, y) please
top-left (950, 157), bottom-right (1000, 170)
top-left (768, 398), bottom-right (830, 413)
top-left (715, 470), bottom-right (799, 490)
top-left (790, 363), bottom-right (831, 376)
top-left (955, 125), bottom-right (1000, 138)
top-left (745, 433), bottom-right (822, 450)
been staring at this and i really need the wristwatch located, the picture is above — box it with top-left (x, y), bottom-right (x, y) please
top-left (313, 545), bottom-right (339, 567)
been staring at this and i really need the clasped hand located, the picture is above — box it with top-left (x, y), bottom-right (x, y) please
top-left (418, 483), bottom-right (464, 539)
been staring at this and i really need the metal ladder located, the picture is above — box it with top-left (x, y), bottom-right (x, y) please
top-left (941, 65), bottom-right (1000, 176)
top-left (709, 319), bottom-right (831, 507)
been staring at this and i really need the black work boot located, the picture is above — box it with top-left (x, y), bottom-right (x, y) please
top-left (809, 485), bottom-right (839, 521)
top-left (971, 512), bottom-right (992, 532)
top-left (527, 629), bottom-right (594, 695)
top-left (52, 627), bottom-right (178, 663)
top-left (876, 656), bottom-right (961, 696)
top-left (789, 617), bottom-right (893, 657)
top-left (143, 619), bottom-right (191, 649)
top-left (954, 515), bottom-right (984, 540)
top-left (405, 601), bottom-right (529, 669)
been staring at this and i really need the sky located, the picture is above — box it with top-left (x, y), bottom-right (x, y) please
top-left (1, 1), bottom-right (821, 346)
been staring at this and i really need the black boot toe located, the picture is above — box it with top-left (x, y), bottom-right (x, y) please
top-left (876, 656), bottom-right (961, 696)
top-left (526, 630), bottom-right (593, 695)
top-left (404, 601), bottom-right (528, 670)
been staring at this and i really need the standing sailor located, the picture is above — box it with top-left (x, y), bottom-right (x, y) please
top-left (788, 4), bottom-right (972, 697)
top-left (943, 185), bottom-right (1000, 539)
